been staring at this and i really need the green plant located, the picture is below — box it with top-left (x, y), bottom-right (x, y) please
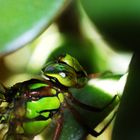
top-left (0, 1), bottom-right (136, 140)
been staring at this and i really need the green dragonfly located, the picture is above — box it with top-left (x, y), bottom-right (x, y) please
top-left (0, 54), bottom-right (119, 140)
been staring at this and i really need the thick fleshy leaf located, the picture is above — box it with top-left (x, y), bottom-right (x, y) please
top-left (0, 0), bottom-right (70, 56)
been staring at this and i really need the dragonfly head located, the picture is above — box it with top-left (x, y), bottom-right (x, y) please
top-left (42, 54), bottom-right (88, 88)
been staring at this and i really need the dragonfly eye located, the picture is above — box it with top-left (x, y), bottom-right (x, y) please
top-left (58, 54), bottom-right (88, 87)
top-left (42, 54), bottom-right (88, 88)
top-left (58, 54), bottom-right (84, 73)
top-left (42, 63), bottom-right (77, 87)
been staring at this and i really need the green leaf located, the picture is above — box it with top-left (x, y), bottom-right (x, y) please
top-left (45, 35), bottom-right (100, 73)
top-left (81, 0), bottom-right (140, 51)
top-left (60, 108), bottom-right (87, 140)
top-left (71, 74), bottom-right (121, 128)
top-left (40, 108), bottom-right (87, 140)
top-left (0, 0), bottom-right (69, 56)
top-left (112, 53), bottom-right (140, 140)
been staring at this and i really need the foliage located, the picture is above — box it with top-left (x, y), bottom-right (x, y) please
top-left (0, 0), bottom-right (137, 140)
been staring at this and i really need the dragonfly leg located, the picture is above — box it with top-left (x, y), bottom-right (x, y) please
top-left (88, 111), bottom-right (117, 137)
top-left (68, 92), bottom-right (119, 112)
top-left (66, 100), bottom-right (117, 137)
top-left (53, 114), bottom-right (64, 140)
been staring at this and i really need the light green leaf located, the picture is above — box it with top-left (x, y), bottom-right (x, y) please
top-left (0, 0), bottom-right (70, 56)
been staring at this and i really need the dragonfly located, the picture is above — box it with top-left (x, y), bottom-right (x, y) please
top-left (0, 54), bottom-right (119, 140)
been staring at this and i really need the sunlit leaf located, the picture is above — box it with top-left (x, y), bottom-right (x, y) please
top-left (0, 0), bottom-right (70, 56)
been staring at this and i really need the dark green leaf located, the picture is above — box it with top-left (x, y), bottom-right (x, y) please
top-left (81, 0), bottom-right (140, 51)
top-left (112, 53), bottom-right (140, 140)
